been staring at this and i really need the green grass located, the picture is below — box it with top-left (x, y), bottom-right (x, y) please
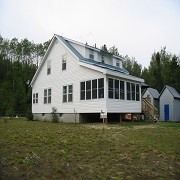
top-left (0, 118), bottom-right (180, 179)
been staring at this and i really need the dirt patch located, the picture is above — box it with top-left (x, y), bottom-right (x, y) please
top-left (133, 124), bottom-right (157, 129)
top-left (83, 124), bottom-right (123, 130)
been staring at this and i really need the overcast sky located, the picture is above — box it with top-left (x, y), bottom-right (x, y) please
top-left (0, 0), bottom-right (180, 68)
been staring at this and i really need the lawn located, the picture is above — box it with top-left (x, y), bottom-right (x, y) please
top-left (0, 118), bottom-right (180, 179)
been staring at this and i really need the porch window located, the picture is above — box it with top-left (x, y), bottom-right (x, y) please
top-left (120, 80), bottom-right (125, 100)
top-left (80, 82), bottom-right (85, 100)
top-left (108, 78), bottom-right (114, 99)
top-left (131, 83), bottom-right (135, 100)
top-left (98, 78), bottom-right (104, 98)
top-left (136, 84), bottom-right (140, 101)
top-left (86, 80), bottom-right (91, 100)
top-left (80, 78), bottom-right (104, 100)
top-left (126, 82), bottom-right (131, 100)
top-left (92, 79), bottom-right (97, 99)
top-left (115, 79), bottom-right (119, 99)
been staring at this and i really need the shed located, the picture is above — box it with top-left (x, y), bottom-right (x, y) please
top-left (159, 85), bottom-right (180, 122)
top-left (142, 87), bottom-right (159, 109)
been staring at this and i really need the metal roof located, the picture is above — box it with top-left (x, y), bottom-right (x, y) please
top-left (147, 88), bottom-right (160, 99)
top-left (165, 85), bottom-right (180, 99)
top-left (56, 34), bottom-right (129, 74)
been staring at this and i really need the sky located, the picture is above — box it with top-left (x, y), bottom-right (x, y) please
top-left (0, 0), bottom-right (180, 68)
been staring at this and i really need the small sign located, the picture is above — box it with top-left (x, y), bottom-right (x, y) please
top-left (100, 109), bottom-right (107, 119)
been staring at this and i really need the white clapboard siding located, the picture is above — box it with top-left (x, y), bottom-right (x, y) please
top-left (32, 38), bottom-right (106, 114)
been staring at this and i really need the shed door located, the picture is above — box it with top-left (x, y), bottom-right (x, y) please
top-left (164, 104), bottom-right (169, 121)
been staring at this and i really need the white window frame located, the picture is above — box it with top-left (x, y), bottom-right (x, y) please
top-left (62, 54), bottom-right (67, 71)
top-left (63, 85), bottom-right (73, 103)
top-left (47, 60), bottom-right (51, 75)
top-left (89, 49), bottom-right (94, 59)
top-left (44, 88), bottom-right (51, 104)
top-left (33, 93), bottom-right (38, 104)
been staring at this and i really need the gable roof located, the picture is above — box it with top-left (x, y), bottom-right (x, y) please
top-left (31, 34), bottom-right (144, 86)
top-left (160, 85), bottom-right (180, 100)
top-left (56, 35), bottom-right (129, 74)
top-left (147, 88), bottom-right (159, 99)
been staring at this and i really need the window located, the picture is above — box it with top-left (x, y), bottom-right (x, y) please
top-left (127, 82), bottom-right (131, 100)
top-left (108, 78), bottom-right (114, 99)
top-left (120, 81), bottom-right (125, 100)
top-left (44, 88), bottom-right (51, 104)
top-left (136, 84), bottom-right (140, 101)
top-left (116, 60), bottom-right (120, 67)
top-left (47, 60), bottom-right (51, 75)
top-left (62, 54), bottom-right (67, 70)
top-left (115, 80), bottom-right (119, 99)
top-left (68, 85), bottom-right (73, 102)
top-left (33, 93), bottom-right (38, 104)
top-left (63, 85), bottom-right (73, 103)
top-left (80, 78), bottom-right (104, 100)
top-left (131, 83), bottom-right (135, 100)
top-left (60, 113), bottom-right (63, 118)
top-left (89, 49), bottom-right (94, 59)
top-left (86, 80), bottom-right (91, 100)
top-left (92, 79), bottom-right (97, 99)
top-left (101, 55), bottom-right (105, 63)
top-left (63, 86), bottom-right (67, 102)
top-left (80, 82), bottom-right (85, 100)
top-left (98, 78), bottom-right (104, 98)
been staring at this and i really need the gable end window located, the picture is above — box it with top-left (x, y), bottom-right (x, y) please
top-left (63, 85), bottom-right (73, 103)
top-left (47, 60), bottom-right (51, 75)
top-left (33, 93), bottom-right (38, 104)
top-left (62, 54), bottom-right (67, 70)
top-left (44, 88), bottom-right (51, 104)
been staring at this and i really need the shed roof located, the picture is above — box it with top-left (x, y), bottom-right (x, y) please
top-left (147, 88), bottom-right (160, 99)
top-left (159, 85), bottom-right (180, 100)
top-left (165, 85), bottom-right (180, 99)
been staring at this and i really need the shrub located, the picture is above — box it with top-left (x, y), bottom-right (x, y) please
top-left (51, 107), bottom-right (58, 123)
top-left (26, 108), bottom-right (34, 121)
top-left (5, 107), bottom-right (14, 118)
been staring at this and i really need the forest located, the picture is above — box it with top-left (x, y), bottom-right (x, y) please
top-left (0, 35), bottom-right (179, 116)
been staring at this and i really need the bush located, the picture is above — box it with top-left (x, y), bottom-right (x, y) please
top-left (51, 107), bottom-right (58, 123)
top-left (5, 107), bottom-right (14, 118)
top-left (26, 108), bottom-right (34, 121)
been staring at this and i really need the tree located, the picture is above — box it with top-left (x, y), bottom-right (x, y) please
top-left (100, 44), bottom-right (108, 52)
top-left (108, 46), bottom-right (119, 56)
top-left (123, 55), bottom-right (142, 77)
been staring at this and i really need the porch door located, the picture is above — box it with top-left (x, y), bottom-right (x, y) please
top-left (164, 104), bottom-right (169, 121)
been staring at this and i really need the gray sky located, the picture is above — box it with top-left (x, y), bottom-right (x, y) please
top-left (0, 0), bottom-right (180, 68)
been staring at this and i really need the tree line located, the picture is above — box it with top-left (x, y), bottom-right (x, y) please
top-left (0, 35), bottom-right (50, 115)
top-left (0, 36), bottom-right (179, 115)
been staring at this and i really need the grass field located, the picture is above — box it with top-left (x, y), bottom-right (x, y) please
top-left (0, 118), bottom-right (180, 179)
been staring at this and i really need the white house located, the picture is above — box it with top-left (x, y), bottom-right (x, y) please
top-left (31, 34), bottom-right (144, 123)
top-left (159, 85), bottom-right (180, 122)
